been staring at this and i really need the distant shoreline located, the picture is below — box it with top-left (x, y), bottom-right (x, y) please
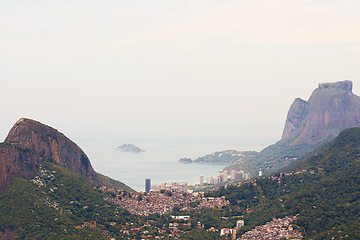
top-left (179, 150), bottom-right (258, 164)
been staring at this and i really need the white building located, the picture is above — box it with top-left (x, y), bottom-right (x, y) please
top-left (207, 176), bottom-right (218, 185)
top-left (160, 182), bottom-right (188, 192)
top-left (231, 170), bottom-right (236, 180)
top-left (220, 228), bottom-right (233, 236)
top-left (150, 185), bottom-right (160, 191)
top-left (200, 175), bottom-right (204, 186)
top-left (239, 170), bottom-right (245, 179)
top-left (171, 215), bottom-right (190, 221)
top-left (236, 220), bottom-right (245, 229)
top-left (230, 170), bottom-right (245, 181)
top-left (222, 171), bottom-right (228, 182)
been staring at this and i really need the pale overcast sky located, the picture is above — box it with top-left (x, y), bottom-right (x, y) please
top-left (1, 0), bottom-right (359, 150)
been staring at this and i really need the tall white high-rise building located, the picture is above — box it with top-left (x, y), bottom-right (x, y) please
top-left (259, 171), bottom-right (263, 176)
top-left (221, 171), bottom-right (228, 182)
top-left (200, 175), bottom-right (204, 186)
top-left (211, 177), bottom-right (218, 184)
top-left (231, 170), bottom-right (236, 180)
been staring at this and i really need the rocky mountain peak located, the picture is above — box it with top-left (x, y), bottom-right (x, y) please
top-left (318, 80), bottom-right (352, 92)
top-left (0, 118), bottom-right (99, 192)
top-left (281, 80), bottom-right (360, 145)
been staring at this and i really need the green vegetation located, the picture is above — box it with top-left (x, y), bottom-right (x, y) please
top-left (181, 229), bottom-right (219, 239)
top-left (192, 150), bottom-right (257, 164)
top-left (227, 141), bottom-right (322, 176)
top-left (0, 162), bottom-right (134, 239)
top-left (208, 127), bottom-right (360, 239)
top-left (96, 172), bottom-right (135, 192)
top-left (0, 141), bottom-right (11, 148)
top-left (189, 183), bottom-right (227, 192)
top-left (2, 126), bottom-right (360, 239)
top-left (0, 162), bottom-right (243, 239)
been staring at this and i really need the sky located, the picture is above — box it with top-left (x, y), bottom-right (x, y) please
top-left (1, 0), bottom-right (360, 151)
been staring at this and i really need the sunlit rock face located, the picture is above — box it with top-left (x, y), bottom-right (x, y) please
top-left (281, 80), bottom-right (360, 145)
top-left (0, 118), bottom-right (99, 192)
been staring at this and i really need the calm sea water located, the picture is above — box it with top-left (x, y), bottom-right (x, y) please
top-left (76, 138), bottom-right (260, 192)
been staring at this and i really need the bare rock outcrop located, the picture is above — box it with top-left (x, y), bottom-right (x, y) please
top-left (281, 80), bottom-right (360, 145)
top-left (0, 118), bottom-right (99, 192)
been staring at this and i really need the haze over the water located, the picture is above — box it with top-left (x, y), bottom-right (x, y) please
top-left (1, 1), bottom-right (359, 152)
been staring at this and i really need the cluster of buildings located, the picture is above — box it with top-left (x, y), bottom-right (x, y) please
top-left (240, 216), bottom-right (303, 240)
top-left (219, 220), bottom-right (245, 239)
top-left (104, 188), bottom-right (229, 216)
top-left (118, 218), bottom-right (190, 238)
top-left (116, 216), bottom-right (240, 239)
top-left (150, 182), bottom-right (188, 192)
top-left (110, 191), bottom-right (193, 215)
top-left (145, 167), bottom-right (256, 193)
top-left (200, 169), bottom-right (251, 186)
top-left (190, 196), bottom-right (229, 210)
top-left (143, 168), bottom-right (253, 192)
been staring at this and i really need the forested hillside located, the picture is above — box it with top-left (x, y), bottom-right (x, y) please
top-left (2, 125), bottom-right (360, 239)
top-left (207, 127), bottom-right (360, 239)
top-left (0, 163), bottom-right (134, 239)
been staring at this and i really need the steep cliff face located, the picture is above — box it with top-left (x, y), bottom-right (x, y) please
top-left (281, 80), bottom-right (360, 145)
top-left (281, 98), bottom-right (309, 142)
top-left (0, 118), bottom-right (99, 191)
top-left (234, 80), bottom-right (360, 176)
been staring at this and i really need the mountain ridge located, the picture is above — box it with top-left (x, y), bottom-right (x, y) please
top-left (281, 80), bottom-right (360, 145)
top-left (0, 118), bottom-right (133, 192)
top-left (208, 127), bottom-right (360, 239)
top-left (0, 118), bottom-right (99, 191)
top-left (0, 161), bottom-right (134, 239)
top-left (229, 80), bottom-right (360, 175)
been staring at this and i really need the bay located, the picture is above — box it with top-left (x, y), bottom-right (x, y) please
top-left (76, 138), bottom-right (258, 192)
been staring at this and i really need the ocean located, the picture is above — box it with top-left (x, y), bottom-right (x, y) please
top-left (76, 138), bottom-right (262, 192)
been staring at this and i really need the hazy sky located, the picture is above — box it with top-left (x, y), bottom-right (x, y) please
top-left (1, 0), bottom-right (359, 151)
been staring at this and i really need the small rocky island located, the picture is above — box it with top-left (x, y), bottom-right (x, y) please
top-left (116, 144), bottom-right (144, 153)
top-left (178, 157), bottom-right (192, 163)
